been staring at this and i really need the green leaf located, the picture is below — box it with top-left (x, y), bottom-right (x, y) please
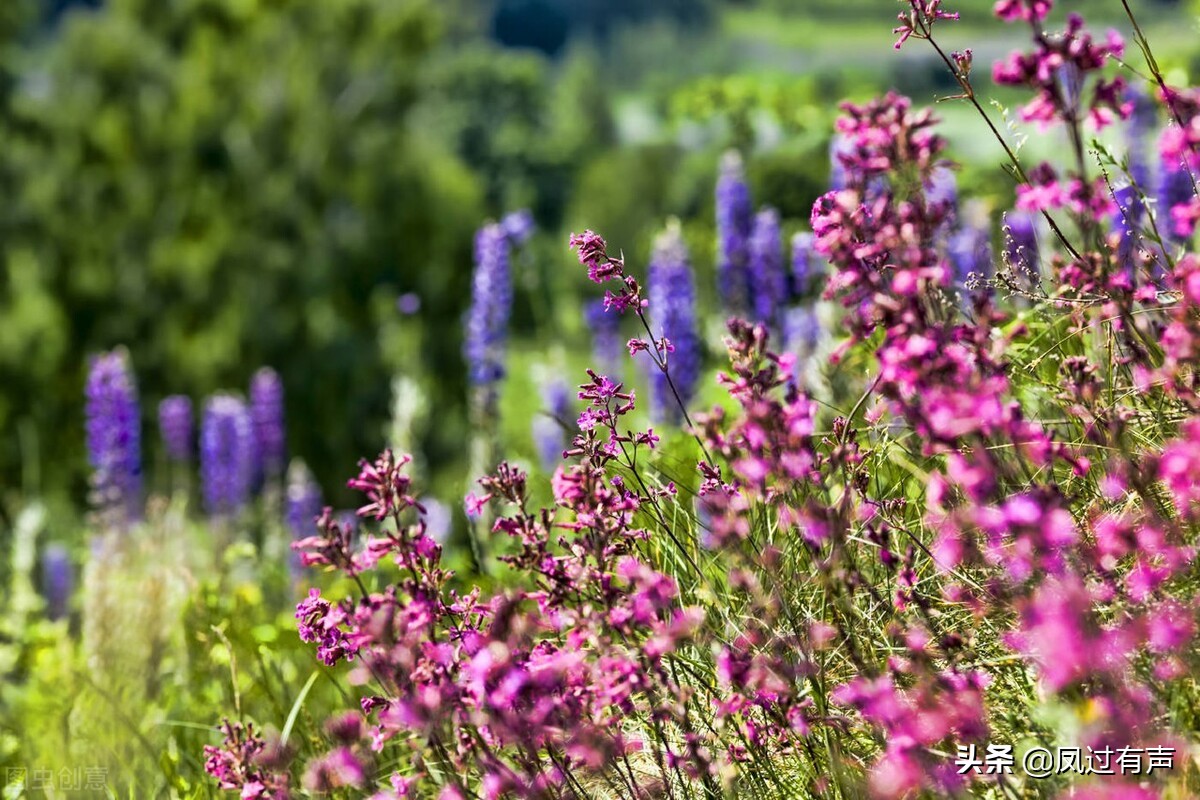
top-left (281, 670), bottom-right (321, 746)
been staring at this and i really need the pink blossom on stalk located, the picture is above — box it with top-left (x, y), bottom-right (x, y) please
top-left (203, 720), bottom-right (290, 799)
top-left (992, 11), bottom-right (1128, 131)
top-left (1007, 575), bottom-right (1130, 692)
top-left (303, 747), bottom-right (366, 792)
top-left (893, 1), bottom-right (959, 50)
top-left (347, 449), bottom-right (418, 521)
top-left (1158, 418), bottom-right (1200, 518)
top-left (994, 0), bottom-right (1051, 22)
top-left (569, 230), bottom-right (646, 315)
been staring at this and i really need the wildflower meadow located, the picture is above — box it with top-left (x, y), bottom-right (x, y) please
top-left (5, 0), bottom-right (1200, 798)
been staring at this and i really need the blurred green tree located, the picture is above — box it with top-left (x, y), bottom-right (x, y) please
top-left (412, 42), bottom-right (615, 229)
top-left (0, 0), bottom-right (484, 500)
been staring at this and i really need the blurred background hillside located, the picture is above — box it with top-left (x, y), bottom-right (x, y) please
top-left (0, 0), bottom-right (1193, 520)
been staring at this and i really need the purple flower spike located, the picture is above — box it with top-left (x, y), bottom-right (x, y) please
top-left (201, 395), bottom-right (255, 519)
top-left (158, 395), bottom-right (193, 463)
top-left (85, 349), bottom-right (142, 526)
top-left (749, 207), bottom-right (785, 329)
top-left (250, 367), bottom-right (286, 480)
top-left (464, 223), bottom-right (514, 386)
top-left (501, 209), bottom-right (536, 246)
top-left (716, 151), bottom-right (754, 316)
top-left (647, 223), bottom-right (701, 422)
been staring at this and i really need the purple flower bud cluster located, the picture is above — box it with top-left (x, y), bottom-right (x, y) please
top-left (464, 223), bottom-right (512, 386)
top-left (464, 212), bottom-right (534, 387)
top-left (250, 367), bottom-right (286, 480)
top-left (748, 207), bottom-right (785, 328)
top-left (715, 151), bottom-right (754, 316)
top-left (41, 543), bottom-right (72, 621)
top-left (84, 350), bottom-right (142, 526)
top-left (158, 395), bottom-right (193, 463)
top-left (201, 395), bottom-right (255, 519)
top-left (647, 225), bottom-right (701, 422)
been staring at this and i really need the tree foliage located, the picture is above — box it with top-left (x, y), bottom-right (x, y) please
top-left (0, 0), bottom-right (485, 497)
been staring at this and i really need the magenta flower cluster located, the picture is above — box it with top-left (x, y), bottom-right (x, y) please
top-left (205, 3), bottom-right (1200, 799)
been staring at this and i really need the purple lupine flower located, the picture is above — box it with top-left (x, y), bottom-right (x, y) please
top-left (158, 395), bottom-right (192, 463)
top-left (716, 151), bottom-right (754, 316)
top-left (585, 298), bottom-right (622, 371)
top-left (250, 367), bottom-right (286, 480)
top-left (1112, 184), bottom-right (1145, 277)
top-left (1126, 82), bottom-right (1157, 193)
top-left (285, 460), bottom-right (323, 541)
top-left (647, 224), bottom-right (701, 422)
top-left (948, 220), bottom-right (993, 288)
top-left (84, 349), bottom-right (142, 525)
top-left (463, 223), bottom-right (513, 386)
top-left (201, 395), bottom-right (255, 519)
top-left (790, 232), bottom-right (826, 301)
top-left (748, 207), bottom-right (786, 328)
top-left (1158, 161), bottom-right (1196, 248)
top-left (42, 543), bottom-right (72, 621)
top-left (1003, 211), bottom-right (1040, 278)
top-left (532, 378), bottom-right (571, 471)
top-left (501, 209), bottom-right (536, 246)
